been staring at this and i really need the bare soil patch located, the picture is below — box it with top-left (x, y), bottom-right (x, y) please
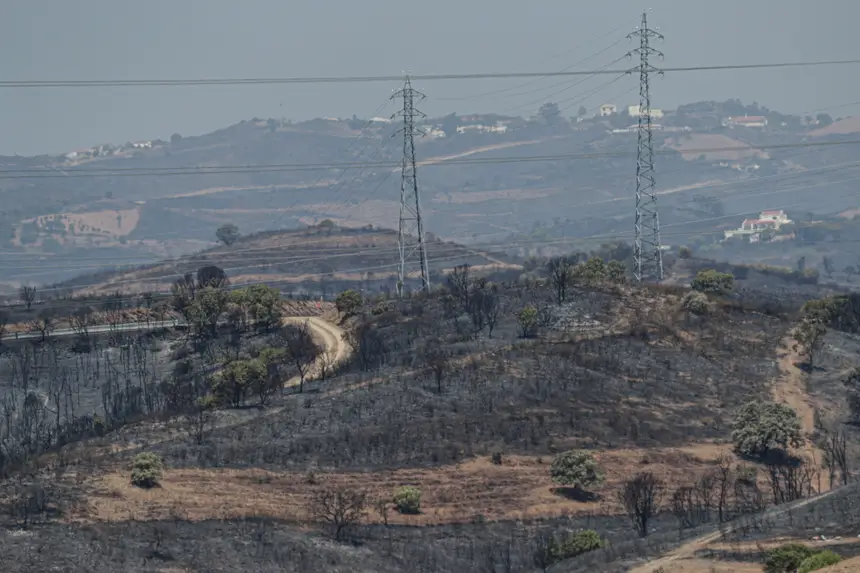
top-left (810, 116), bottom-right (860, 137)
top-left (663, 134), bottom-right (768, 162)
top-left (432, 188), bottom-right (555, 205)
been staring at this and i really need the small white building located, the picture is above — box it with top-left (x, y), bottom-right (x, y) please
top-left (599, 104), bottom-right (617, 117)
top-left (456, 124), bottom-right (507, 134)
top-left (628, 105), bottom-right (664, 119)
top-left (723, 115), bottom-right (768, 128)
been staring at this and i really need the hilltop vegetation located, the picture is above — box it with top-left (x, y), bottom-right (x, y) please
top-left (51, 223), bottom-right (516, 296)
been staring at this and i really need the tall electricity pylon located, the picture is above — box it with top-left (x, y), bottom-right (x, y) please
top-left (392, 75), bottom-right (430, 296)
top-left (628, 11), bottom-right (664, 283)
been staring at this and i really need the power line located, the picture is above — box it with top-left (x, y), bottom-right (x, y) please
top-left (5, 139), bottom-right (860, 179)
top-left (3, 59), bottom-right (860, 88)
top-left (440, 31), bottom-right (630, 104)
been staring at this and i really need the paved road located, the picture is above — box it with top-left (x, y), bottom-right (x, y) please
top-left (1, 320), bottom-right (182, 341)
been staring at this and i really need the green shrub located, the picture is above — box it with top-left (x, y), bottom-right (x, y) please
top-left (130, 452), bottom-right (163, 489)
top-left (550, 451), bottom-right (604, 491)
top-left (680, 291), bottom-right (710, 315)
top-left (798, 550), bottom-right (841, 573)
top-left (802, 293), bottom-right (860, 333)
top-left (393, 486), bottom-right (421, 514)
top-left (690, 269), bottom-right (734, 294)
top-left (335, 289), bottom-right (363, 316)
top-left (544, 530), bottom-right (607, 565)
top-left (764, 543), bottom-right (817, 573)
top-left (678, 246), bottom-right (692, 259)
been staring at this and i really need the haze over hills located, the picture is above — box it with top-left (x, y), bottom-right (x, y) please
top-left (3, 98), bottom-right (860, 288)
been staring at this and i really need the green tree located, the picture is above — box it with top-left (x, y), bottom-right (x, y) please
top-left (130, 452), bottom-right (163, 489)
top-left (732, 401), bottom-right (803, 459)
top-left (578, 257), bottom-right (607, 282)
top-left (393, 486), bottom-right (421, 514)
top-left (764, 543), bottom-right (817, 573)
top-left (518, 305), bottom-right (539, 338)
top-left (246, 284), bottom-right (282, 331)
top-left (213, 359), bottom-right (266, 407)
top-left (550, 451), bottom-right (605, 491)
top-left (793, 318), bottom-right (827, 366)
top-left (690, 269), bottom-right (734, 294)
top-left (197, 265), bottom-right (228, 289)
top-left (190, 287), bottom-right (229, 338)
top-left (606, 260), bottom-right (627, 284)
top-left (815, 113), bottom-right (833, 127)
top-left (678, 246), bottom-right (692, 259)
top-left (257, 348), bottom-right (288, 406)
top-left (215, 223), bottom-right (240, 246)
top-left (538, 102), bottom-right (563, 126)
top-left (335, 289), bottom-right (363, 317)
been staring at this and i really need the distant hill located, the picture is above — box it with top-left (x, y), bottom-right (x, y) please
top-left (4, 100), bottom-right (860, 287)
top-left (63, 224), bottom-right (520, 296)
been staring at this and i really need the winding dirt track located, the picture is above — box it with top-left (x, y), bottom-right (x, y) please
top-left (281, 316), bottom-right (349, 386)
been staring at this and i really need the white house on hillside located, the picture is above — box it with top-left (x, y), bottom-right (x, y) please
top-left (724, 210), bottom-right (792, 241)
top-left (628, 105), bottom-right (664, 119)
top-left (599, 104), bottom-right (617, 117)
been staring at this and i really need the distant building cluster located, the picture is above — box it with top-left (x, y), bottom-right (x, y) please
top-left (456, 123), bottom-right (508, 135)
top-left (63, 140), bottom-right (157, 162)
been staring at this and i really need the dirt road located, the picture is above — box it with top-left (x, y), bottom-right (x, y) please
top-left (627, 487), bottom-right (841, 573)
top-left (282, 316), bottom-right (349, 387)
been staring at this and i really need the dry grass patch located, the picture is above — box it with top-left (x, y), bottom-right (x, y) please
top-left (432, 188), bottom-right (555, 205)
top-left (663, 134), bottom-right (768, 162)
top-left (74, 447), bottom-right (729, 526)
top-left (643, 559), bottom-right (763, 572)
top-left (810, 116), bottom-right (860, 137)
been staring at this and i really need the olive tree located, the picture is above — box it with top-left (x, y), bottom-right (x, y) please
top-left (550, 451), bottom-right (605, 493)
top-left (732, 401), bottom-right (803, 459)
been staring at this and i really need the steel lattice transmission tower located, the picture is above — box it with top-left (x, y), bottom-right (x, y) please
top-left (628, 11), bottom-right (665, 283)
top-left (392, 75), bottom-right (431, 296)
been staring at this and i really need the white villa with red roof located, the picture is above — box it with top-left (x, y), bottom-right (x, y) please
top-left (724, 210), bottom-right (792, 241)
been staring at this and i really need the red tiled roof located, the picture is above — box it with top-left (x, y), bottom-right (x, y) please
top-left (760, 210), bottom-right (784, 216)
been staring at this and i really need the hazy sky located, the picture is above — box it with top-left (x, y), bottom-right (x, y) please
top-left (1, 0), bottom-right (857, 156)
